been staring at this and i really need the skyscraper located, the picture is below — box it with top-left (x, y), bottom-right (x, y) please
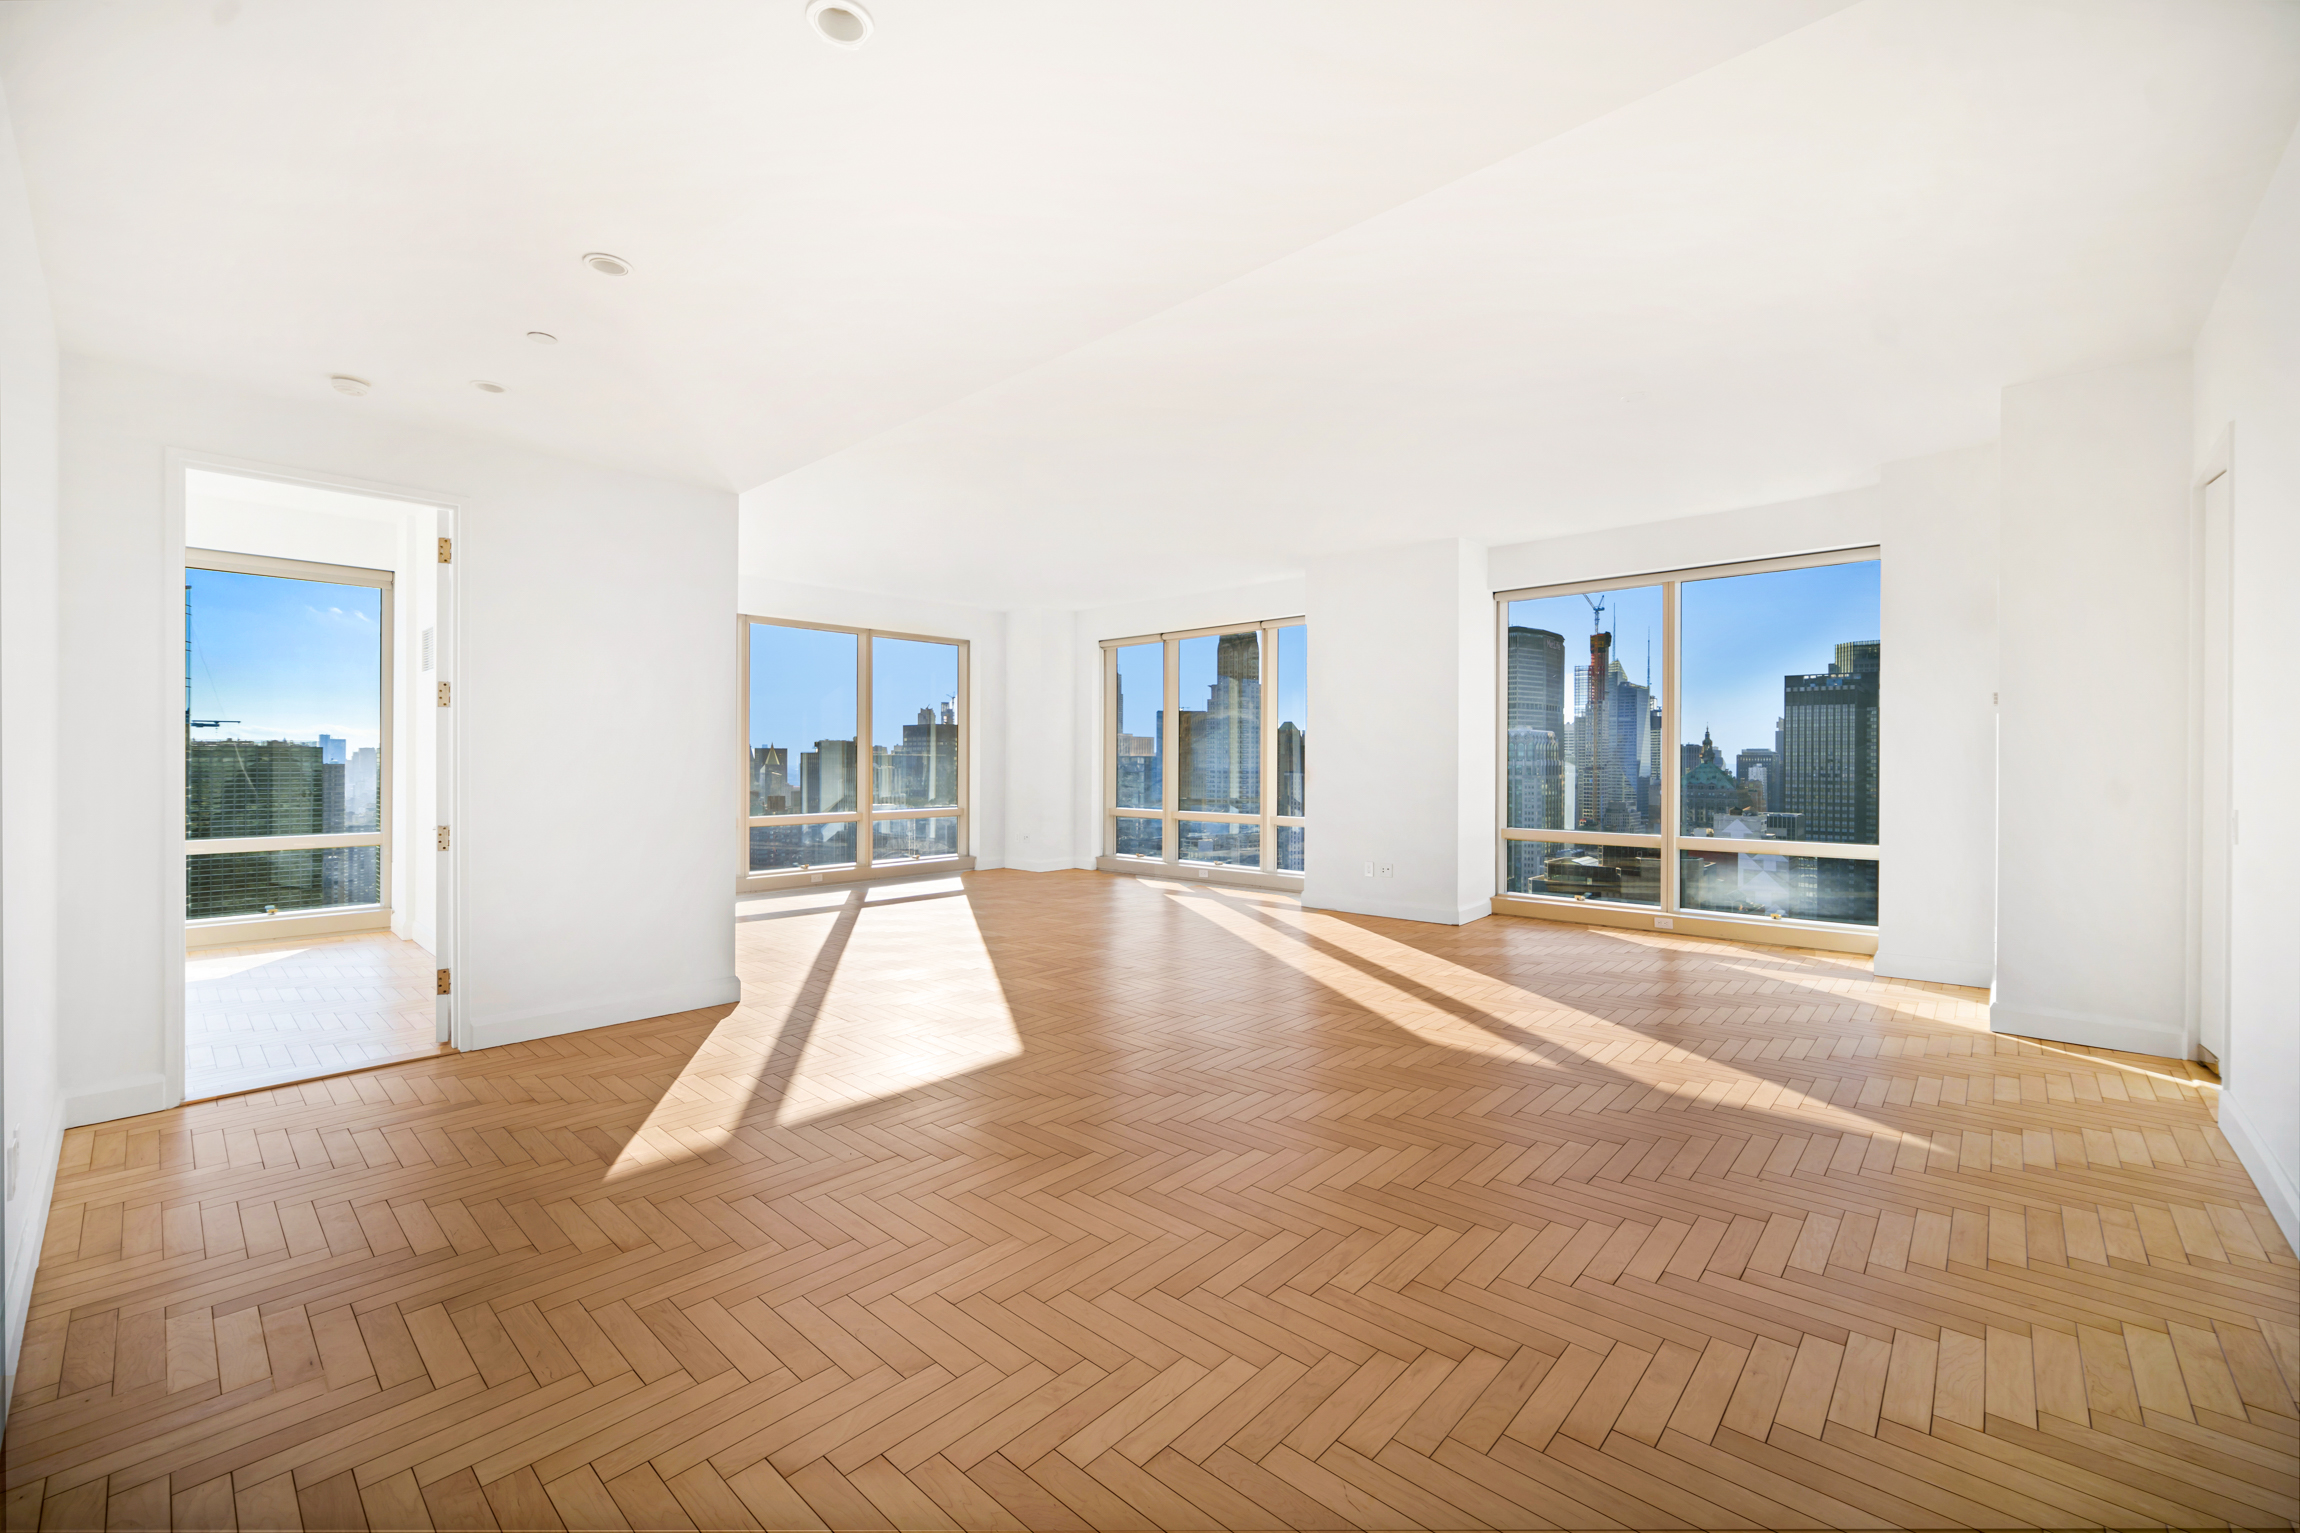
top-left (1782, 641), bottom-right (1879, 844)
top-left (1180, 631), bottom-right (1260, 812)
top-left (1504, 626), bottom-right (1564, 830)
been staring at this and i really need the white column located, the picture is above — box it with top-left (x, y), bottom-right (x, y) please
top-left (1301, 537), bottom-right (1492, 924)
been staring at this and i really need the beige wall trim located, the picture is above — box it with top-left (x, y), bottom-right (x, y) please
top-left (185, 904), bottom-right (393, 950)
top-left (1489, 893), bottom-right (1878, 954)
top-left (1095, 855), bottom-right (1306, 894)
top-left (740, 855), bottom-right (976, 894)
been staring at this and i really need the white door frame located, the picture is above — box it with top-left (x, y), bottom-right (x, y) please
top-left (2189, 440), bottom-right (2234, 1070)
top-left (164, 450), bottom-right (464, 1103)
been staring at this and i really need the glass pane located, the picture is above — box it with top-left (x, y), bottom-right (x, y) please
top-left (1503, 840), bottom-right (1660, 905)
top-left (1114, 815), bottom-right (1163, 859)
top-left (1277, 825), bottom-right (1304, 873)
top-left (749, 821), bottom-right (857, 872)
top-left (1179, 820), bottom-right (1259, 868)
top-left (1275, 624), bottom-right (1306, 817)
top-left (1113, 642), bottom-right (1164, 810)
top-left (1679, 560), bottom-right (1879, 845)
top-left (872, 817), bottom-right (958, 861)
top-left (872, 636), bottom-right (959, 810)
top-left (750, 624), bottom-right (858, 815)
top-left (1178, 631), bottom-right (1259, 814)
top-left (1504, 586), bottom-right (1664, 834)
top-left (189, 847), bottom-right (379, 920)
top-left (185, 568), bottom-right (383, 842)
top-left (1679, 849), bottom-right (1877, 926)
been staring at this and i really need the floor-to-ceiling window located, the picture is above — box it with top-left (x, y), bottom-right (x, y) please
top-left (1101, 617), bottom-right (1305, 884)
top-left (185, 550), bottom-right (392, 927)
top-left (1497, 549), bottom-right (1879, 941)
top-left (742, 617), bottom-right (967, 887)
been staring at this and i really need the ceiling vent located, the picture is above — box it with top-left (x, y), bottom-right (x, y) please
top-left (807, 0), bottom-right (872, 48)
top-left (582, 252), bottom-right (631, 276)
top-left (329, 375), bottom-right (370, 396)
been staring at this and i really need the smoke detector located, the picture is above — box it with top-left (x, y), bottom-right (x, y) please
top-left (329, 375), bottom-right (370, 396)
top-left (807, 0), bottom-right (872, 48)
top-left (472, 380), bottom-right (507, 394)
top-left (582, 252), bottom-right (631, 276)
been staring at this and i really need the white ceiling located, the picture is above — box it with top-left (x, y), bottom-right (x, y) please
top-left (7, 0), bottom-right (2299, 609)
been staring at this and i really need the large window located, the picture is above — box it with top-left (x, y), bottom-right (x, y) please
top-left (1102, 618), bottom-right (1305, 880)
top-left (743, 618), bottom-right (966, 883)
top-left (185, 550), bottom-right (391, 921)
top-left (1498, 550), bottom-right (1879, 930)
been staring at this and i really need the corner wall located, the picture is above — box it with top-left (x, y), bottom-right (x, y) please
top-left (57, 356), bottom-right (740, 1109)
top-left (0, 78), bottom-right (63, 1425)
top-left (1995, 355), bottom-right (2193, 1057)
top-left (2193, 121), bottom-right (2300, 1247)
top-left (1874, 445), bottom-right (1999, 988)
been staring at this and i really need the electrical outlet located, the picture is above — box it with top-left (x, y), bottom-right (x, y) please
top-left (1363, 861), bottom-right (1374, 877)
top-left (809, 872), bottom-right (823, 884)
top-left (1654, 917), bottom-right (1673, 930)
top-left (1378, 864), bottom-right (1395, 878)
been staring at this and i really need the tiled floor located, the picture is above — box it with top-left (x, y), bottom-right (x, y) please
top-left (11, 870), bottom-right (2295, 1530)
top-left (185, 930), bottom-right (439, 1100)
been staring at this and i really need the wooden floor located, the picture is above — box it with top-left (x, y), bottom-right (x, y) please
top-left (186, 932), bottom-right (438, 1101)
top-left (11, 870), bottom-right (2296, 1532)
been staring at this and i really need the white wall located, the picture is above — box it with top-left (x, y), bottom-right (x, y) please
top-left (185, 477), bottom-right (444, 951)
top-left (58, 355), bottom-right (740, 1116)
top-left (1004, 610), bottom-right (1073, 873)
top-left (0, 78), bottom-right (62, 1425)
top-left (1302, 540), bottom-right (1492, 925)
top-left (1995, 355), bottom-right (2192, 1058)
top-left (1874, 444), bottom-right (1999, 988)
top-left (2193, 122), bottom-right (2300, 1247)
top-left (732, 557), bottom-right (1010, 871)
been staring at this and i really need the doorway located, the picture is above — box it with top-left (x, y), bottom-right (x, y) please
top-left (175, 465), bottom-right (455, 1098)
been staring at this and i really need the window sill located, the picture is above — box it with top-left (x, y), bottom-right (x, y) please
top-left (1096, 855), bottom-right (1306, 893)
top-left (738, 855), bottom-right (975, 894)
top-left (1489, 893), bottom-right (1876, 954)
top-left (186, 904), bottom-right (393, 950)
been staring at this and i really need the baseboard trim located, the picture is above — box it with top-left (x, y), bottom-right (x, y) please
top-left (2, 1108), bottom-right (67, 1436)
top-left (1005, 858), bottom-right (1077, 873)
top-left (1489, 895), bottom-right (1878, 953)
top-left (1300, 892), bottom-right (1490, 927)
top-left (1872, 950), bottom-right (1993, 988)
top-left (64, 1073), bottom-right (171, 1128)
top-left (2217, 1090), bottom-right (2299, 1254)
top-left (1986, 1000), bottom-right (2181, 1056)
top-left (464, 975), bottom-right (743, 1053)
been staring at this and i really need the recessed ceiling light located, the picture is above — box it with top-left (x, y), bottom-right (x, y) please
top-left (582, 252), bottom-right (631, 276)
top-left (472, 380), bottom-right (507, 394)
top-left (807, 0), bottom-right (872, 48)
top-left (329, 375), bottom-right (370, 396)
top-left (527, 331), bottom-right (558, 345)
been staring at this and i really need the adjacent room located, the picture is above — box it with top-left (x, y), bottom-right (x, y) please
top-left (2, 3), bottom-right (2295, 1531)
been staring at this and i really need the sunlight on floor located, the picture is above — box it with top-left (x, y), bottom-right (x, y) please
top-left (607, 878), bottom-right (1021, 1179)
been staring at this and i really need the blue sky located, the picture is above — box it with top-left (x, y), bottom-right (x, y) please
top-left (747, 624), bottom-right (959, 754)
top-left (186, 569), bottom-right (382, 749)
top-left (1508, 560), bottom-right (1878, 763)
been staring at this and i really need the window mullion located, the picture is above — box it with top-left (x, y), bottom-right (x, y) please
top-left (1259, 624), bottom-right (1276, 872)
top-left (1661, 579), bottom-right (1681, 914)
top-left (855, 629), bottom-right (874, 875)
top-left (1162, 637), bottom-right (1180, 863)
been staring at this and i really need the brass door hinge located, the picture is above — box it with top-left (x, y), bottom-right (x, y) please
top-left (435, 968), bottom-right (452, 996)
top-left (437, 681), bottom-right (451, 707)
top-left (437, 536), bottom-right (453, 564)
top-left (436, 825), bottom-right (450, 851)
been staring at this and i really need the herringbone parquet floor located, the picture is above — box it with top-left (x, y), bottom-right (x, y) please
top-left (9, 870), bottom-right (2296, 1531)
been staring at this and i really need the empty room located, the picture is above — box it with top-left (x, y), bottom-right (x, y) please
top-left (2, 2), bottom-right (2296, 1531)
